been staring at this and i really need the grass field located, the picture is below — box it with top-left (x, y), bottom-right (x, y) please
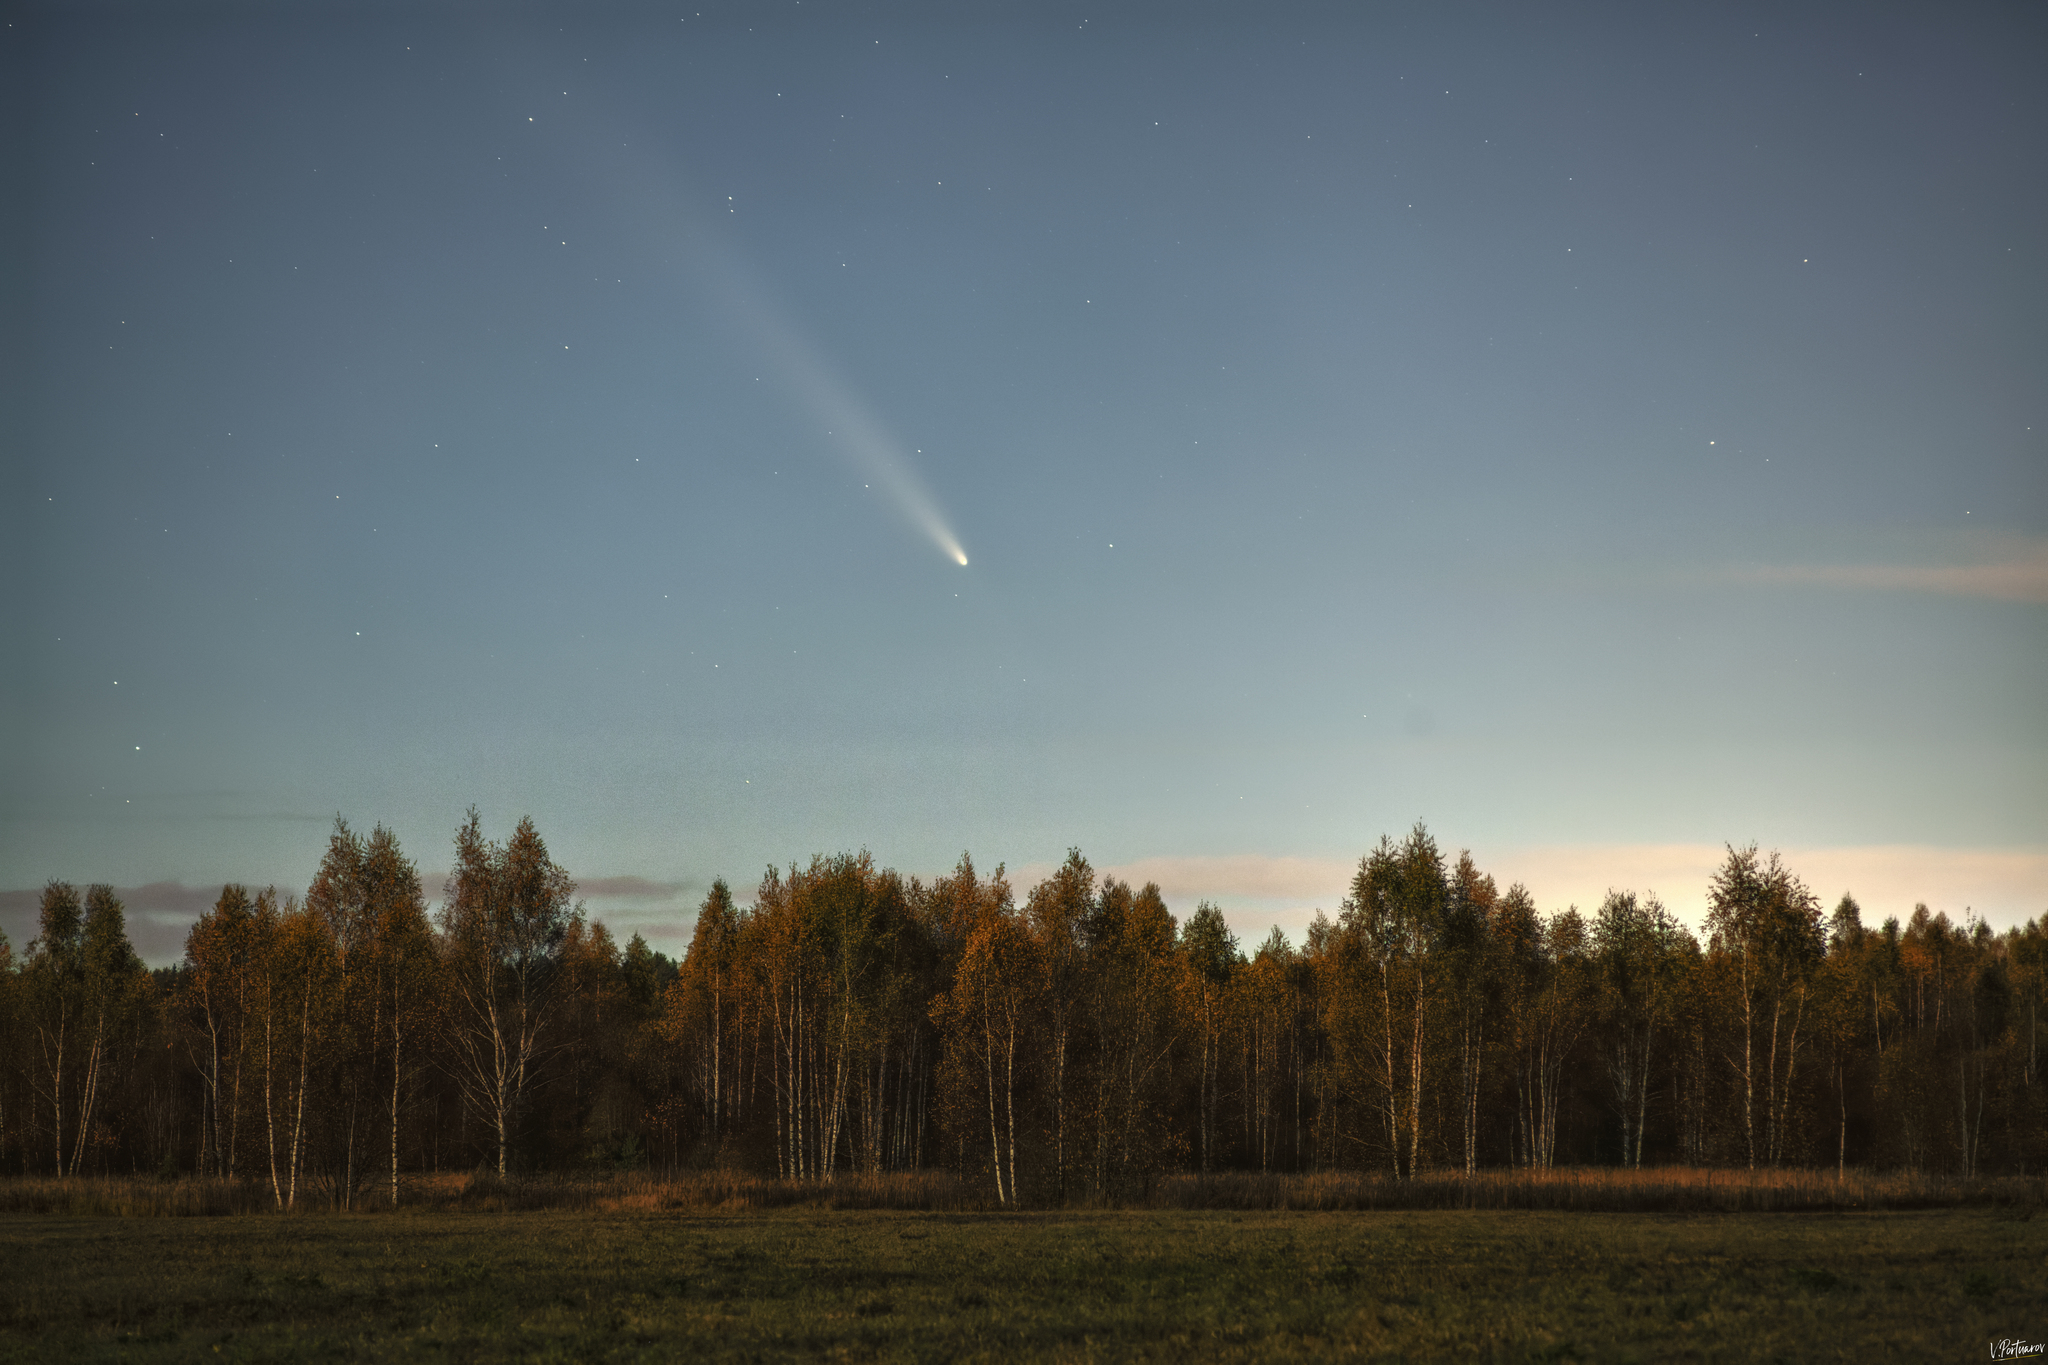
top-left (2, 1204), bottom-right (2042, 1361)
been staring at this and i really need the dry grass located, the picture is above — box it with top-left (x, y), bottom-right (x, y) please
top-left (406, 1168), bottom-right (982, 1214)
top-left (1157, 1166), bottom-right (2048, 1214)
top-left (0, 1168), bottom-right (980, 1217)
top-left (0, 1164), bottom-right (2039, 1218)
top-left (0, 1175), bottom-right (279, 1218)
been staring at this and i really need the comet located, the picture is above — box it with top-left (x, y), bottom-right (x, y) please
top-left (510, 89), bottom-right (971, 567)
top-left (717, 277), bottom-right (970, 568)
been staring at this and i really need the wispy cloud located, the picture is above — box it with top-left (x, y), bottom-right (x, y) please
top-left (0, 874), bottom-right (712, 968)
top-left (1099, 855), bottom-right (1356, 902)
top-left (565, 877), bottom-right (708, 958)
top-left (1730, 536), bottom-right (2048, 603)
top-left (0, 881), bottom-right (238, 967)
top-left (575, 875), bottom-right (698, 903)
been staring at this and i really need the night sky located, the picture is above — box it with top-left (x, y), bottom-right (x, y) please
top-left (6, 2), bottom-right (2044, 963)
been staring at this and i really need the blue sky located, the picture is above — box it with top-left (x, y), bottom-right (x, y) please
top-left (5, 1), bottom-right (2043, 963)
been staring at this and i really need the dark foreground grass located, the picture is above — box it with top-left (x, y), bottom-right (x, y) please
top-left (1, 1206), bottom-right (2042, 1361)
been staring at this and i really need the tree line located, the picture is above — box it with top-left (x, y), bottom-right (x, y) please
top-left (1, 816), bottom-right (2041, 1206)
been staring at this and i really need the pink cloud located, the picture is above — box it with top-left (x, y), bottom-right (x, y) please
top-left (1732, 538), bottom-right (2048, 603)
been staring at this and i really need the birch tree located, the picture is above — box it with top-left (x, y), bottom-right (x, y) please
top-left (24, 882), bottom-right (85, 1175)
top-left (25, 884), bottom-right (146, 1175)
top-left (1180, 901), bottom-right (1237, 1173)
top-left (1233, 932), bottom-right (1294, 1172)
top-left (1592, 889), bottom-right (1686, 1168)
top-left (271, 896), bottom-right (338, 1208)
top-left (1443, 853), bottom-right (1500, 1175)
top-left (362, 826), bottom-right (435, 1205)
top-left (0, 929), bottom-right (14, 1172)
top-left (1082, 879), bottom-right (1182, 1200)
top-left (440, 810), bottom-right (577, 1176)
top-left (1705, 845), bottom-right (1822, 1169)
top-left (679, 880), bottom-right (740, 1149)
top-left (1024, 850), bottom-right (1092, 1202)
top-left (306, 819), bottom-right (380, 1204)
top-left (933, 905), bottom-right (1036, 1204)
top-left (1339, 827), bottom-right (1446, 1177)
top-left (183, 885), bottom-right (260, 1176)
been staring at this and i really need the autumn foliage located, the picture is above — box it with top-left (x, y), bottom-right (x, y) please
top-left (1, 820), bottom-right (2043, 1207)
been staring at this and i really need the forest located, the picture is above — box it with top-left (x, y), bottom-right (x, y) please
top-left (2, 814), bottom-right (2042, 1208)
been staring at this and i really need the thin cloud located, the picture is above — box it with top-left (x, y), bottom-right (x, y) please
top-left (575, 875), bottom-right (697, 902)
top-left (0, 881), bottom-right (252, 967)
top-left (0, 874), bottom-right (709, 968)
top-left (1100, 855), bottom-right (1356, 902)
top-left (414, 872), bottom-right (701, 904)
top-left (1731, 537), bottom-right (2048, 603)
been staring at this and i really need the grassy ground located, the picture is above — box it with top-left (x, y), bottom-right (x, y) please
top-left (1, 1206), bottom-right (2041, 1361)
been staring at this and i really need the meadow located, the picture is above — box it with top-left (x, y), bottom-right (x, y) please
top-left (2, 1174), bottom-right (2044, 1361)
